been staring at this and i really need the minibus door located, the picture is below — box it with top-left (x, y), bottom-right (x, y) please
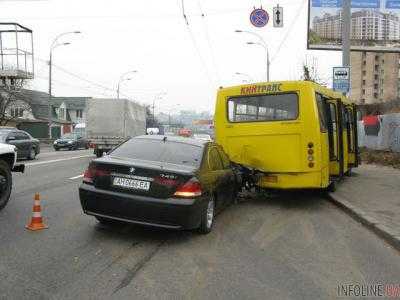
top-left (326, 99), bottom-right (344, 177)
top-left (352, 103), bottom-right (360, 167)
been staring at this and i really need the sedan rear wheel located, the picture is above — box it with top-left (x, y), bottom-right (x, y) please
top-left (198, 196), bottom-right (215, 234)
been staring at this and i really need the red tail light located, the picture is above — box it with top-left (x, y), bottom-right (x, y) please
top-left (83, 164), bottom-right (110, 184)
top-left (174, 178), bottom-right (202, 198)
top-left (83, 165), bottom-right (95, 184)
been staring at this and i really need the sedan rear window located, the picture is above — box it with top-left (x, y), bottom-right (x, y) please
top-left (110, 138), bottom-right (203, 167)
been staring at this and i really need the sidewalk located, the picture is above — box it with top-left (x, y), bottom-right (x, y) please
top-left (329, 164), bottom-right (400, 250)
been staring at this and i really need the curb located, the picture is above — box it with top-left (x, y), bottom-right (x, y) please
top-left (328, 193), bottom-right (400, 251)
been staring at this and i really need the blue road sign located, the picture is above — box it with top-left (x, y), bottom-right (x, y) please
top-left (333, 81), bottom-right (350, 93)
top-left (250, 8), bottom-right (269, 28)
top-left (312, 0), bottom-right (380, 8)
top-left (312, 0), bottom-right (341, 7)
top-left (386, 0), bottom-right (400, 8)
top-left (333, 67), bottom-right (351, 94)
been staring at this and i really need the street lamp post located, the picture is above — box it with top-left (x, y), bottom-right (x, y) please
top-left (117, 70), bottom-right (137, 99)
top-left (247, 41), bottom-right (270, 82)
top-left (48, 31), bottom-right (81, 139)
top-left (152, 92), bottom-right (166, 125)
top-left (117, 78), bottom-right (131, 99)
top-left (167, 104), bottom-right (180, 127)
top-left (235, 30), bottom-right (271, 82)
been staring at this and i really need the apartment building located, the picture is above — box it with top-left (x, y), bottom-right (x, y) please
top-left (313, 10), bottom-right (400, 41)
top-left (350, 52), bottom-right (400, 104)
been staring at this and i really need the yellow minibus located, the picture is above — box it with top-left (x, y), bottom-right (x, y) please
top-left (214, 81), bottom-right (359, 191)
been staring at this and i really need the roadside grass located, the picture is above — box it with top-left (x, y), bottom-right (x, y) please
top-left (360, 147), bottom-right (400, 169)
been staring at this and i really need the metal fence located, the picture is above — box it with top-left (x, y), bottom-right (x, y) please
top-left (358, 113), bottom-right (400, 152)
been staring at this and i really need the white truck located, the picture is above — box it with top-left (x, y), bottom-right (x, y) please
top-left (86, 98), bottom-right (146, 157)
top-left (0, 143), bottom-right (24, 210)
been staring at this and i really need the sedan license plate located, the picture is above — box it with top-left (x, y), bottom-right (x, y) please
top-left (113, 177), bottom-right (150, 191)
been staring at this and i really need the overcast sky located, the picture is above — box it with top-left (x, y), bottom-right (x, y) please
top-left (0, 0), bottom-right (342, 113)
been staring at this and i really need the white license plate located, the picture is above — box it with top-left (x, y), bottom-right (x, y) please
top-left (113, 177), bottom-right (150, 191)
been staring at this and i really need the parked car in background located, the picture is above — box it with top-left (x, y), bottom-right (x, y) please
top-left (177, 128), bottom-right (192, 137)
top-left (0, 128), bottom-right (40, 160)
top-left (146, 127), bottom-right (160, 135)
top-left (79, 135), bottom-right (237, 234)
top-left (193, 134), bottom-right (213, 142)
top-left (54, 133), bottom-right (89, 151)
top-left (0, 143), bottom-right (25, 210)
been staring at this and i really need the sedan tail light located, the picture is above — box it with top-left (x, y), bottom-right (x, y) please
top-left (174, 177), bottom-right (202, 198)
top-left (83, 165), bottom-right (95, 184)
top-left (83, 164), bottom-right (110, 184)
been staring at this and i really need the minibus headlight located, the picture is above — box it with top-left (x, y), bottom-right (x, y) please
top-left (307, 155), bottom-right (314, 161)
top-left (308, 149), bottom-right (314, 155)
top-left (308, 142), bottom-right (314, 148)
top-left (308, 162), bottom-right (315, 168)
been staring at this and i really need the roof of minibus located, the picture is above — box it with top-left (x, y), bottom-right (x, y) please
top-left (217, 80), bottom-right (352, 105)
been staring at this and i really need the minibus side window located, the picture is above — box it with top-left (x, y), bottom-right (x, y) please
top-left (315, 93), bottom-right (327, 132)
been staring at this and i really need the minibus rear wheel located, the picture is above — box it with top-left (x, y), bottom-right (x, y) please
top-left (327, 181), bottom-right (337, 193)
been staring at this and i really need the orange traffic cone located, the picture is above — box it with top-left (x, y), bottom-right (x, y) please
top-left (26, 193), bottom-right (48, 231)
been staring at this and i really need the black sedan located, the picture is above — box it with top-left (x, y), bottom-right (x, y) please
top-left (79, 135), bottom-right (237, 234)
top-left (0, 128), bottom-right (40, 160)
top-left (54, 133), bottom-right (89, 151)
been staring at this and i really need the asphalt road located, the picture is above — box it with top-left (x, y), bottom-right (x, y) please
top-left (1, 149), bottom-right (399, 300)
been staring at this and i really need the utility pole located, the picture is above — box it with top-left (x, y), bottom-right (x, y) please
top-left (48, 52), bottom-right (52, 139)
top-left (152, 99), bottom-right (155, 125)
top-left (152, 92), bottom-right (166, 126)
top-left (47, 31), bottom-right (80, 139)
top-left (236, 30), bottom-right (271, 82)
top-left (342, 0), bottom-right (351, 67)
top-left (116, 70), bottom-right (137, 99)
top-left (246, 41), bottom-right (270, 82)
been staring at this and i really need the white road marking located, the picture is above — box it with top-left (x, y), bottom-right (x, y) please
top-left (25, 155), bottom-right (93, 167)
top-left (69, 174), bottom-right (84, 180)
top-left (39, 150), bottom-right (91, 157)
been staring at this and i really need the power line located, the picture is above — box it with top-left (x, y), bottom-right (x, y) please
top-left (179, 0), bottom-right (215, 86)
top-left (34, 57), bottom-right (133, 99)
top-left (35, 75), bottom-right (117, 98)
top-left (197, 0), bottom-right (221, 83)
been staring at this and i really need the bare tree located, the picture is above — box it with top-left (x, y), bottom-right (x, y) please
top-left (0, 79), bottom-right (32, 126)
top-left (301, 56), bottom-right (327, 85)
